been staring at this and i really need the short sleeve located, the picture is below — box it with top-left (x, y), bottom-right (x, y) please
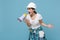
top-left (37, 13), bottom-right (43, 20)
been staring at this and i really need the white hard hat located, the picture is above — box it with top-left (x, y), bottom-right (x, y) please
top-left (27, 2), bottom-right (36, 9)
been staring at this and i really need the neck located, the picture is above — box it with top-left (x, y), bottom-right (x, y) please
top-left (30, 13), bottom-right (35, 17)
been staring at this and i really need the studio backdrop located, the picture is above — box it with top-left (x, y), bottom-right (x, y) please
top-left (0, 0), bottom-right (60, 40)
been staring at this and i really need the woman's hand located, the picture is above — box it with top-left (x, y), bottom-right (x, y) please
top-left (24, 19), bottom-right (30, 23)
top-left (24, 19), bottom-right (31, 27)
top-left (47, 24), bottom-right (53, 28)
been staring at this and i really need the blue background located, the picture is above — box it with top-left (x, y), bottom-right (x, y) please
top-left (0, 0), bottom-right (60, 40)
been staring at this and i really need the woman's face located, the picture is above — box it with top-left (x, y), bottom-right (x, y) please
top-left (27, 8), bottom-right (34, 15)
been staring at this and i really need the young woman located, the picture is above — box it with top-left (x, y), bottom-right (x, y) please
top-left (24, 2), bottom-right (53, 40)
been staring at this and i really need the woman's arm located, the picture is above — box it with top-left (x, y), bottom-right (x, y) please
top-left (24, 18), bottom-right (31, 27)
top-left (39, 20), bottom-right (53, 28)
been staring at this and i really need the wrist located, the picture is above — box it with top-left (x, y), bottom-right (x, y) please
top-left (45, 25), bottom-right (48, 27)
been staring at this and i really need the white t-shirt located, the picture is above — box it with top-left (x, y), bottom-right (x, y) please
top-left (25, 13), bottom-right (43, 29)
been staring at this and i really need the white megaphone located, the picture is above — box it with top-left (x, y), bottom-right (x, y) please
top-left (18, 13), bottom-right (27, 22)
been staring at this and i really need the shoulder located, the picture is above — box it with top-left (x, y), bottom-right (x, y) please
top-left (36, 13), bottom-right (43, 20)
top-left (37, 13), bottom-right (42, 17)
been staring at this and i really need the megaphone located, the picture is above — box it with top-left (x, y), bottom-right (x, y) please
top-left (18, 13), bottom-right (27, 22)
